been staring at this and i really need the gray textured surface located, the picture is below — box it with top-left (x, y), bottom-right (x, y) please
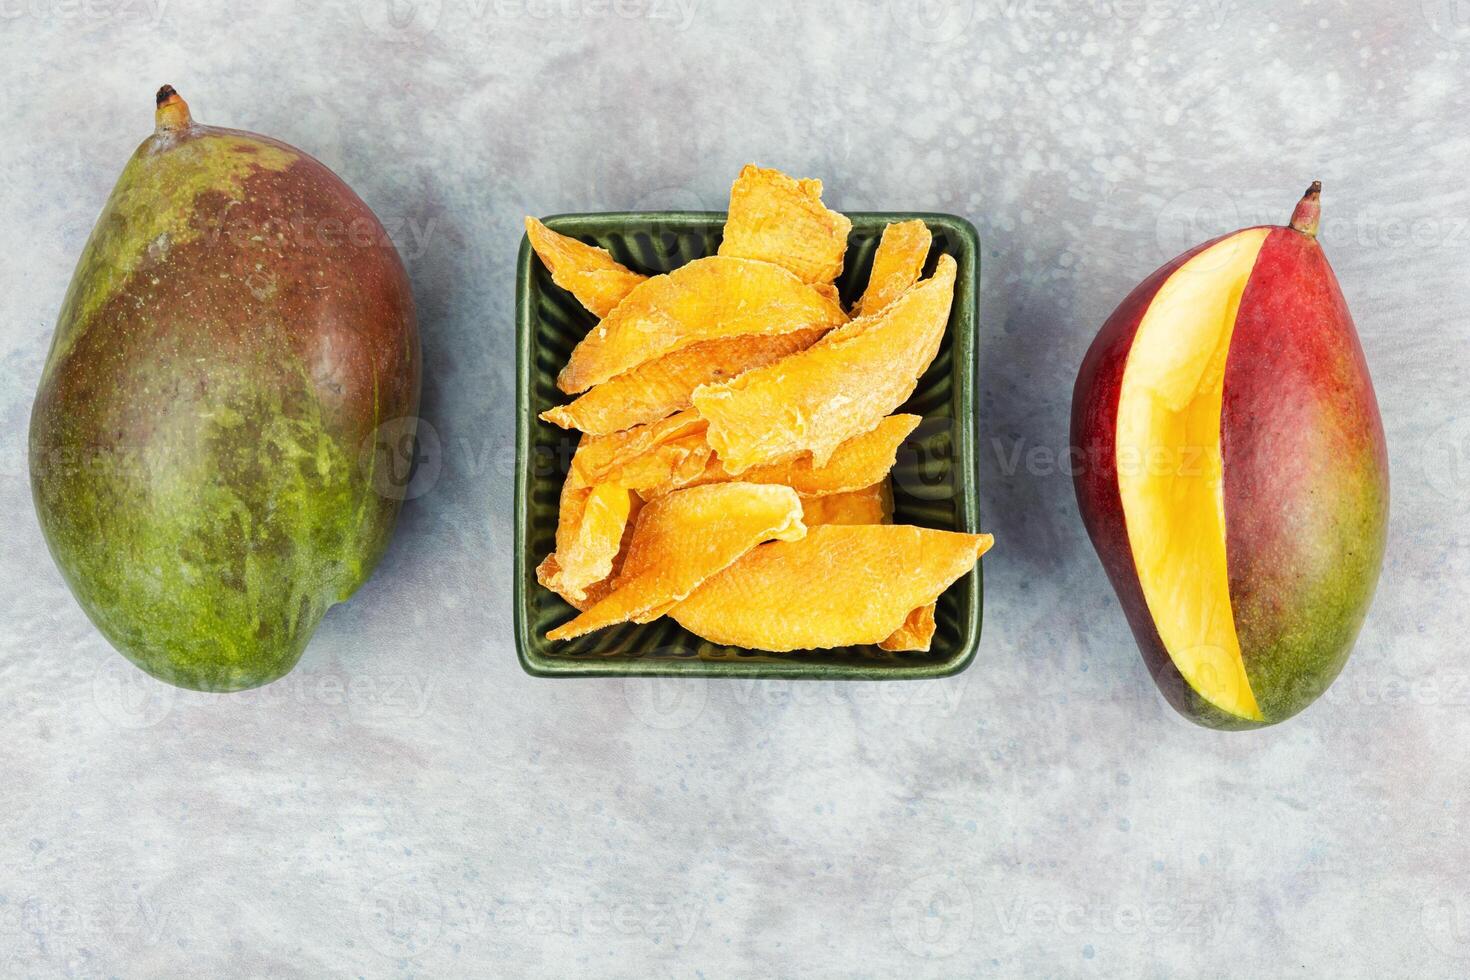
top-left (2, 1), bottom-right (1467, 976)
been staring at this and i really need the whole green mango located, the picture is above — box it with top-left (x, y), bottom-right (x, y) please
top-left (29, 87), bottom-right (421, 691)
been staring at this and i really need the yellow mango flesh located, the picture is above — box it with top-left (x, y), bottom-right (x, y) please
top-left (546, 483), bottom-right (805, 641)
top-left (556, 256), bottom-right (848, 394)
top-left (693, 255), bottom-right (955, 473)
top-left (670, 524), bottom-right (991, 651)
top-left (1115, 228), bottom-right (1270, 722)
top-left (525, 217), bottom-right (646, 318)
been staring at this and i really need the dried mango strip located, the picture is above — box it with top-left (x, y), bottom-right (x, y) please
top-left (557, 256), bottom-right (848, 394)
top-left (669, 524), bottom-right (992, 651)
top-left (536, 483), bottom-right (635, 604)
top-left (567, 409), bottom-right (713, 496)
top-left (717, 164), bottom-right (853, 285)
top-left (525, 217), bottom-right (647, 318)
top-left (794, 475), bottom-right (933, 649)
top-left (540, 327), bottom-right (828, 435)
top-left (879, 603), bottom-right (937, 652)
top-left (638, 414), bottom-right (920, 500)
top-left (855, 220), bottom-right (932, 317)
top-left (732, 415), bottom-right (919, 495)
top-left (800, 481), bottom-right (893, 526)
top-left (792, 476), bottom-right (933, 650)
top-left (692, 255), bottom-right (956, 473)
top-left (546, 483), bottom-right (806, 641)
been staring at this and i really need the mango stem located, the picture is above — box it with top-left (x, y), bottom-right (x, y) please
top-left (1289, 180), bottom-right (1322, 237)
top-left (154, 85), bottom-right (193, 133)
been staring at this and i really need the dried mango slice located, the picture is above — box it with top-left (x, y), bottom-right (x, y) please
top-left (536, 479), bottom-right (643, 609)
top-left (669, 524), bottom-right (992, 651)
top-left (734, 415), bottom-right (919, 495)
top-left (801, 481), bottom-right (893, 526)
top-left (856, 220), bottom-right (932, 317)
top-left (536, 483), bottom-right (635, 603)
top-left (557, 256), bottom-right (848, 394)
top-left (546, 483), bottom-right (806, 641)
top-left (536, 480), bottom-right (594, 605)
top-left (717, 164), bottom-right (852, 285)
top-left (568, 409), bottom-right (712, 495)
top-left (879, 603), bottom-right (937, 652)
top-left (540, 327), bottom-right (827, 435)
top-left (638, 413), bottom-right (920, 499)
top-left (525, 217), bottom-right (647, 318)
top-left (537, 530), bottom-right (640, 612)
top-left (794, 476), bottom-right (934, 649)
top-left (795, 476), bottom-right (933, 648)
top-left (693, 255), bottom-right (956, 473)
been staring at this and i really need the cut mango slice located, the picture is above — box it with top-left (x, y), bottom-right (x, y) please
top-left (801, 481), bottom-right (893, 526)
top-left (1116, 228), bottom-right (1270, 722)
top-left (717, 164), bottom-right (852, 285)
top-left (670, 524), bottom-right (992, 651)
top-left (525, 217), bottom-right (646, 318)
top-left (557, 256), bottom-right (848, 394)
top-left (879, 603), bottom-right (936, 652)
top-left (693, 255), bottom-right (956, 473)
top-left (540, 327), bottom-right (828, 435)
top-left (536, 483), bottom-right (635, 603)
top-left (546, 483), bottom-right (806, 641)
top-left (856, 220), bottom-right (932, 316)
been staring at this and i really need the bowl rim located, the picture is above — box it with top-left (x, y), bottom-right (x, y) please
top-left (513, 209), bottom-right (983, 680)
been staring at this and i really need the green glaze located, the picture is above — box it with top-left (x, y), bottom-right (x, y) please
top-left (513, 212), bottom-right (983, 679)
top-left (30, 91), bottom-right (419, 691)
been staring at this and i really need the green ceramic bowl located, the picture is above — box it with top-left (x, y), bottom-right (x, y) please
top-left (514, 211), bottom-right (982, 679)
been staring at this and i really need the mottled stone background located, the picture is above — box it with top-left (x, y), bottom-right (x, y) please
top-left (2, 0), bottom-right (1468, 976)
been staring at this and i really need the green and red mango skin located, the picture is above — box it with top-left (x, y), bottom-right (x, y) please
top-left (1221, 228), bottom-right (1389, 722)
top-left (1072, 219), bottom-right (1388, 729)
top-left (29, 93), bottom-right (420, 692)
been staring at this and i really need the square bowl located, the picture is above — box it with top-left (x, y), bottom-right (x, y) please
top-left (514, 211), bottom-right (982, 679)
